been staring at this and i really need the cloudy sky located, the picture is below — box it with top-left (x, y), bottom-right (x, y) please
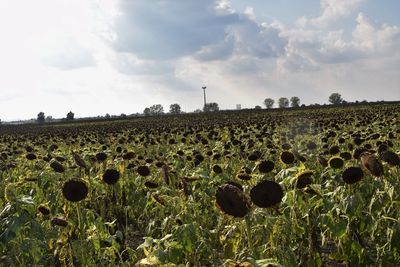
top-left (0, 0), bottom-right (399, 120)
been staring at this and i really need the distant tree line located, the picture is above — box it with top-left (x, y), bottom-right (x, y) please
top-left (21, 92), bottom-right (371, 124)
top-left (262, 96), bottom-right (300, 109)
top-left (261, 93), bottom-right (346, 109)
top-left (142, 102), bottom-right (220, 116)
top-left (36, 111), bottom-right (75, 123)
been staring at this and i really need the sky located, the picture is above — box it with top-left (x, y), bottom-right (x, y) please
top-left (0, 0), bottom-right (399, 121)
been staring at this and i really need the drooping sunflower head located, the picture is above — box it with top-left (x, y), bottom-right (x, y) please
top-left (295, 170), bottom-right (313, 189)
top-left (215, 184), bottom-right (251, 218)
top-left (250, 180), bottom-right (284, 208)
top-left (258, 160), bottom-right (274, 173)
top-left (328, 156), bottom-right (344, 169)
top-left (360, 152), bottom-right (384, 177)
top-left (62, 179), bottom-right (89, 202)
top-left (342, 167), bottom-right (364, 184)
top-left (280, 151), bottom-right (295, 165)
top-left (137, 165), bottom-right (151, 177)
top-left (102, 169), bottom-right (120, 185)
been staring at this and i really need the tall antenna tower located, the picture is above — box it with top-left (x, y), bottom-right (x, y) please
top-left (202, 86), bottom-right (207, 108)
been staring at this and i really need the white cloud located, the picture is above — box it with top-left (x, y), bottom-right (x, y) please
top-left (352, 13), bottom-right (400, 56)
top-left (244, 6), bottom-right (257, 21)
top-left (278, 10), bottom-right (400, 73)
top-left (311, 0), bottom-right (367, 27)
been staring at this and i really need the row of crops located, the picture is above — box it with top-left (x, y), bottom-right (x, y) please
top-left (1, 104), bottom-right (399, 266)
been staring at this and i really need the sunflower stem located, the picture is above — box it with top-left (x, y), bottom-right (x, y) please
top-left (245, 216), bottom-right (253, 256)
top-left (76, 203), bottom-right (83, 238)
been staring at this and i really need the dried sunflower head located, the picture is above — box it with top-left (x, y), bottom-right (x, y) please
top-left (360, 152), bottom-right (384, 177)
top-left (215, 184), bottom-right (251, 218)
top-left (62, 179), bottom-right (88, 202)
top-left (102, 169), bottom-right (120, 185)
top-left (342, 167), bottom-right (363, 184)
top-left (250, 180), bottom-right (284, 208)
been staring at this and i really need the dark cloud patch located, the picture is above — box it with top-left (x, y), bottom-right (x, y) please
top-left (111, 0), bottom-right (288, 63)
top-left (194, 35), bottom-right (235, 61)
top-left (112, 0), bottom-right (240, 60)
top-left (231, 21), bottom-right (287, 59)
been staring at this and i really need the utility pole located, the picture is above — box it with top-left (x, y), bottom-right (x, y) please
top-left (202, 86), bottom-right (207, 109)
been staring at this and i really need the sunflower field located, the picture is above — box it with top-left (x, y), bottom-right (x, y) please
top-left (1, 103), bottom-right (400, 266)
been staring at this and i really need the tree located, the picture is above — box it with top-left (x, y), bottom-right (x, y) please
top-left (263, 98), bottom-right (274, 109)
top-left (278, 97), bottom-right (289, 108)
top-left (149, 104), bottom-right (164, 115)
top-left (328, 93), bottom-right (344, 105)
top-left (105, 113), bottom-right (111, 119)
top-left (290, 96), bottom-right (300, 108)
top-left (203, 102), bottom-right (219, 112)
top-left (254, 105), bottom-right (262, 110)
top-left (37, 112), bottom-right (45, 123)
top-left (169, 103), bottom-right (181, 114)
top-left (66, 111), bottom-right (74, 120)
top-left (45, 116), bottom-right (53, 122)
top-left (143, 107), bottom-right (151, 116)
